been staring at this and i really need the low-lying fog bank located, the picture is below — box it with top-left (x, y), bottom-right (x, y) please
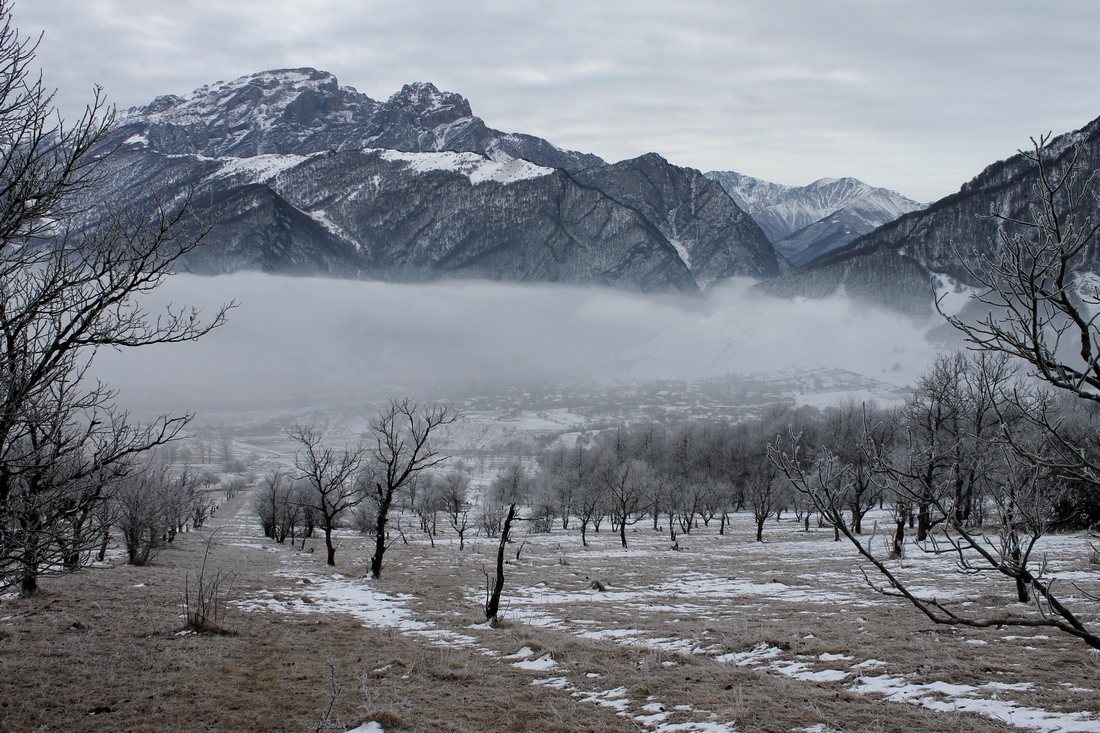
top-left (92, 273), bottom-right (948, 416)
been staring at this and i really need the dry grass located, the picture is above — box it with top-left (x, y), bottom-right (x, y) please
top-left (2, 495), bottom-right (1098, 732)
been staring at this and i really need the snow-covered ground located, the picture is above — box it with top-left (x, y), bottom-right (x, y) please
top-left (222, 495), bottom-right (1100, 733)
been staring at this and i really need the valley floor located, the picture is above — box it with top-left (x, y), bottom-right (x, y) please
top-left (2, 493), bottom-right (1099, 732)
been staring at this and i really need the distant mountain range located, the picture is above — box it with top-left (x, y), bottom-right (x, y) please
top-left (82, 69), bottom-right (788, 294)
top-left (763, 116), bottom-right (1100, 314)
top-left (704, 171), bottom-right (924, 267)
top-left (80, 65), bottom-right (1084, 315)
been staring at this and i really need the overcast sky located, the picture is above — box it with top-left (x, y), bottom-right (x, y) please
top-left (17, 1), bottom-right (1100, 203)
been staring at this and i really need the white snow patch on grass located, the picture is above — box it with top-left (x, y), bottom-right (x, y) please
top-left (531, 676), bottom-right (572, 689)
top-left (573, 686), bottom-right (631, 713)
top-left (513, 653), bottom-right (558, 671)
top-left (715, 642), bottom-right (783, 666)
top-left (345, 722), bottom-right (383, 733)
top-left (504, 646), bottom-right (535, 659)
top-left (851, 674), bottom-right (1100, 732)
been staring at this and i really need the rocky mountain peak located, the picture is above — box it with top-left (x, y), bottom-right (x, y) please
top-left (107, 69), bottom-right (603, 173)
top-left (122, 67), bottom-right (366, 125)
top-left (112, 67), bottom-right (376, 158)
top-left (382, 82), bottom-right (473, 125)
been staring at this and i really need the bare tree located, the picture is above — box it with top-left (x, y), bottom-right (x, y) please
top-left (438, 470), bottom-right (475, 551)
top-left (255, 468), bottom-right (304, 544)
top-left (484, 462), bottom-right (527, 623)
top-left (569, 446), bottom-right (605, 547)
top-left (366, 399), bottom-right (456, 579)
top-left (940, 134), bottom-right (1100, 485)
top-left (595, 454), bottom-right (651, 549)
top-left (289, 424), bottom-right (364, 567)
top-left (0, 3), bottom-right (231, 594)
top-left (743, 458), bottom-right (783, 543)
top-left (772, 354), bottom-right (1100, 650)
top-left (819, 401), bottom-right (891, 535)
top-left (114, 462), bottom-right (188, 566)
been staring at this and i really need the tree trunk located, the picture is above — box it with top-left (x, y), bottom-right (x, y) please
top-left (1016, 576), bottom-right (1030, 603)
top-left (485, 503), bottom-right (517, 622)
top-left (917, 502), bottom-right (931, 542)
top-left (1012, 546), bottom-right (1030, 602)
top-left (850, 504), bottom-right (863, 534)
top-left (97, 528), bottom-right (110, 562)
top-left (324, 525), bottom-right (336, 566)
top-left (371, 484), bottom-right (394, 579)
top-left (892, 517), bottom-right (905, 558)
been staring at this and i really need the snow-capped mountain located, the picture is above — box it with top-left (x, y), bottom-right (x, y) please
top-left (704, 171), bottom-right (924, 265)
top-left (85, 69), bottom-right (785, 292)
top-left (109, 69), bottom-right (605, 173)
top-left (763, 113), bottom-right (1100, 314)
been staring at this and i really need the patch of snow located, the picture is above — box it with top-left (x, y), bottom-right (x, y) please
top-left (213, 153), bottom-right (307, 182)
top-left (376, 149), bottom-right (552, 185)
top-left (851, 659), bottom-right (887, 670)
top-left (651, 722), bottom-right (739, 732)
top-left (851, 674), bottom-right (1100, 732)
top-left (715, 642), bottom-right (783, 666)
top-left (931, 272), bottom-right (978, 317)
top-left (514, 653), bottom-right (558, 671)
top-left (504, 646), bottom-right (536, 659)
top-left (531, 676), bottom-right (571, 689)
top-left (345, 723), bottom-right (384, 733)
top-left (771, 661), bottom-right (848, 683)
top-left (573, 686), bottom-right (631, 713)
top-left (669, 239), bottom-right (692, 269)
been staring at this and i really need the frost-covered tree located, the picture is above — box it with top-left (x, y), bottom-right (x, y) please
top-left (0, 2), bottom-right (230, 594)
top-left (289, 424), bottom-right (364, 567)
top-left (365, 399), bottom-right (456, 579)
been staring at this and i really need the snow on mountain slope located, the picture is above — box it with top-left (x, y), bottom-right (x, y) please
top-left (87, 68), bottom-right (783, 293)
top-left (704, 170), bottom-right (924, 258)
top-left (377, 149), bottom-right (553, 184)
top-left (109, 69), bottom-right (604, 174)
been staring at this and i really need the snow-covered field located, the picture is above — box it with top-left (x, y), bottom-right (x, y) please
top-left (218, 494), bottom-right (1100, 733)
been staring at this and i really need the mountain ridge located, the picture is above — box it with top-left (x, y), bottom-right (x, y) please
top-left (763, 113), bottom-right (1100, 313)
top-left (705, 170), bottom-right (924, 266)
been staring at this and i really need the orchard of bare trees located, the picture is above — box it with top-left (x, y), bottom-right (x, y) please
top-left (253, 399), bottom-right (457, 576)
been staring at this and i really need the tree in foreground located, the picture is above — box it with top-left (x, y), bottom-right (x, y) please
top-left (771, 136), bottom-right (1100, 650)
top-left (366, 399), bottom-right (456, 579)
top-left (0, 3), bottom-right (230, 594)
top-left (773, 354), bottom-right (1100, 650)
